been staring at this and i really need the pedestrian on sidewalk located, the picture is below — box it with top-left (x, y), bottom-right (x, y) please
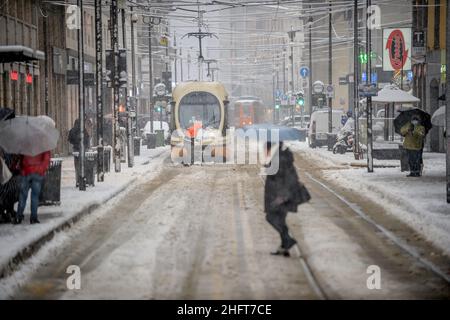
top-left (264, 141), bottom-right (311, 257)
top-left (68, 118), bottom-right (90, 152)
top-left (400, 115), bottom-right (426, 177)
top-left (14, 151), bottom-right (51, 224)
top-left (68, 118), bottom-right (90, 187)
top-left (0, 148), bottom-right (21, 223)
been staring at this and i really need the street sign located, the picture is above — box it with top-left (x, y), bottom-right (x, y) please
top-left (339, 76), bottom-right (348, 85)
top-left (412, 30), bottom-right (426, 57)
top-left (358, 83), bottom-right (378, 97)
top-left (407, 70), bottom-right (413, 81)
top-left (301, 78), bottom-right (309, 89)
top-left (289, 96), bottom-right (296, 105)
top-left (299, 66), bottom-right (309, 78)
top-left (313, 80), bottom-right (324, 94)
top-left (371, 73), bottom-right (378, 84)
top-left (383, 28), bottom-right (412, 71)
top-left (325, 84), bottom-right (334, 98)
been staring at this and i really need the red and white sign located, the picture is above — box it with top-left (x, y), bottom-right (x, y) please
top-left (383, 28), bottom-right (411, 71)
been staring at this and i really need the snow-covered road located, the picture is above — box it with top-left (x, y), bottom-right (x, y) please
top-left (3, 154), bottom-right (449, 299)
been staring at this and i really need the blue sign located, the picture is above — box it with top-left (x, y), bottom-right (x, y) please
top-left (407, 70), bottom-right (413, 81)
top-left (371, 73), bottom-right (377, 84)
top-left (275, 90), bottom-right (282, 98)
top-left (361, 72), bottom-right (367, 82)
top-left (300, 66), bottom-right (309, 78)
top-left (362, 72), bottom-right (377, 83)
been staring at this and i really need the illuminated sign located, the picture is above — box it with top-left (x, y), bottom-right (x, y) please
top-left (10, 70), bottom-right (19, 81)
top-left (26, 73), bottom-right (33, 84)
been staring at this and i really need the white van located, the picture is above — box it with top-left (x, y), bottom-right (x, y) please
top-left (308, 109), bottom-right (343, 148)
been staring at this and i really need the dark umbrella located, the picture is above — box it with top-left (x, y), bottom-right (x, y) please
top-left (394, 108), bottom-right (432, 135)
top-left (239, 123), bottom-right (302, 141)
top-left (0, 107), bottom-right (15, 121)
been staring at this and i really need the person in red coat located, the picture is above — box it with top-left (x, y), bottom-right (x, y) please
top-left (14, 151), bottom-right (51, 224)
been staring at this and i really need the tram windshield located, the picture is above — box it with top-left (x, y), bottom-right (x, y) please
top-left (179, 92), bottom-right (221, 130)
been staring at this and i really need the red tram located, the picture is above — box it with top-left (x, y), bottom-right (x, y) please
top-left (233, 97), bottom-right (267, 128)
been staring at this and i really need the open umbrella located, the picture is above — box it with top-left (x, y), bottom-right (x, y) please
top-left (239, 123), bottom-right (302, 141)
top-left (393, 108), bottom-right (432, 135)
top-left (0, 107), bottom-right (15, 121)
top-left (431, 106), bottom-right (445, 127)
top-left (360, 85), bottom-right (421, 104)
top-left (0, 116), bottom-right (59, 156)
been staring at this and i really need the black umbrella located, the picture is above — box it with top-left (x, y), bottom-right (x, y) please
top-left (0, 107), bottom-right (15, 121)
top-left (394, 108), bottom-right (432, 135)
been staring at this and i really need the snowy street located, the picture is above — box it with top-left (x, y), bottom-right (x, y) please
top-left (2, 149), bottom-right (448, 299)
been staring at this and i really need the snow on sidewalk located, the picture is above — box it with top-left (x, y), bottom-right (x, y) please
top-left (0, 146), bottom-right (169, 277)
top-left (289, 141), bottom-right (450, 256)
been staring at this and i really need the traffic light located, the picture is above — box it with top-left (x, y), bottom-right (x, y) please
top-left (297, 96), bottom-right (304, 106)
top-left (274, 99), bottom-right (280, 109)
top-left (359, 52), bottom-right (368, 64)
top-left (105, 50), bottom-right (113, 88)
top-left (118, 49), bottom-right (127, 88)
top-left (105, 49), bottom-right (127, 88)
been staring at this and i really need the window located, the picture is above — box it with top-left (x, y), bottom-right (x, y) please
top-left (178, 92), bottom-right (221, 129)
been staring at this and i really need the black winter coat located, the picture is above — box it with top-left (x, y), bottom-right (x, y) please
top-left (264, 146), bottom-right (311, 213)
top-left (68, 119), bottom-right (90, 152)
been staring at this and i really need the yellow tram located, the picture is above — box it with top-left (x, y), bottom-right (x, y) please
top-left (170, 81), bottom-right (230, 162)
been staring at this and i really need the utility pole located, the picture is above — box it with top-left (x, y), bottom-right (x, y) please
top-left (289, 27), bottom-right (295, 127)
top-left (95, 0), bottom-right (104, 182)
top-left (43, 14), bottom-right (49, 116)
top-left (366, 0), bottom-right (374, 172)
top-left (283, 57), bottom-right (286, 94)
top-left (327, 1), bottom-right (333, 151)
top-left (308, 9), bottom-right (313, 117)
top-left (174, 32), bottom-right (177, 84)
top-left (143, 14), bottom-right (161, 138)
top-left (187, 52), bottom-right (191, 80)
top-left (180, 47), bottom-right (184, 81)
top-left (446, 0), bottom-right (450, 203)
top-left (111, 0), bottom-right (121, 172)
top-left (130, 7), bottom-right (138, 141)
top-left (149, 23), bottom-right (154, 134)
top-left (353, 0), bottom-right (362, 160)
top-left (77, 0), bottom-right (86, 190)
top-left (121, 7), bottom-right (134, 167)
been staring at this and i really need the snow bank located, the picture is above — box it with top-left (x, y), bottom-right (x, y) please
top-left (0, 146), bottom-right (169, 278)
top-left (288, 141), bottom-right (450, 256)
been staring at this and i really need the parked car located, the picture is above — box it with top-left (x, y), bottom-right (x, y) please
top-left (141, 121), bottom-right (170, 145)
top-left (308, 109), bottom-right (343, 148)
top-left (280, 115), bottom-right (310, 128)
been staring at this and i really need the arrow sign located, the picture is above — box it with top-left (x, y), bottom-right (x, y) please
top-left (300, 66), bottom-right (309, 78)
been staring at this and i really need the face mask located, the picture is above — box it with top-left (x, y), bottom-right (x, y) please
top-left (411, 120), bottom-right (419, 125)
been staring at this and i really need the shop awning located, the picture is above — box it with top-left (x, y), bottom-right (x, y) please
top-left (0, 45), bottom-right (45, 63)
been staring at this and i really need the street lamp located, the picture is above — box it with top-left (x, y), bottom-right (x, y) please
top-left (142, 14), bottom-right (161, 138)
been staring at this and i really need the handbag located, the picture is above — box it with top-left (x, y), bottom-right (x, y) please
top-left (0, 157), bottom-right (13, 185)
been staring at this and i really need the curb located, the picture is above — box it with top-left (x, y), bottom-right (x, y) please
top-left (0, 177), bottom-right (138, 280)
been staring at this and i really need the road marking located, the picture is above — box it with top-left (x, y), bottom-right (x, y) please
top-left (302, 170), bottom-right (450, 284)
